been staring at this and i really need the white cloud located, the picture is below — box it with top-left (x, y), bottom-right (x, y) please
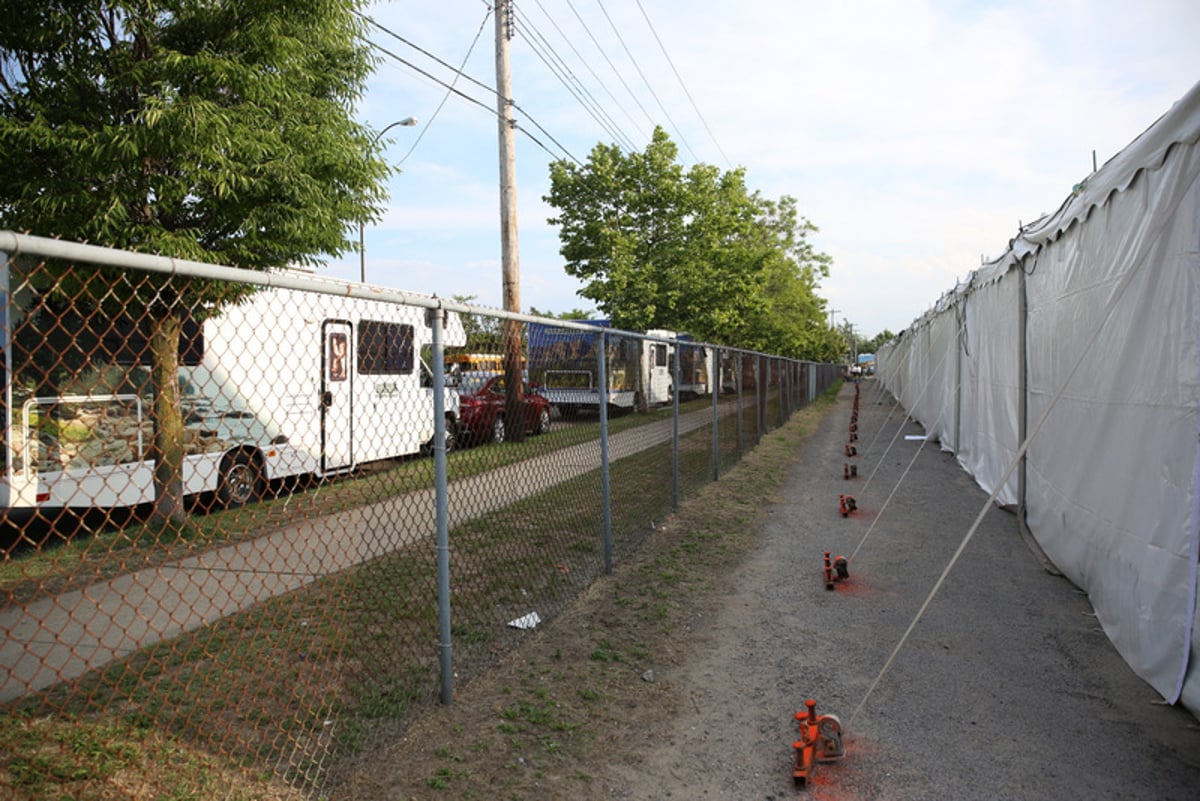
top-left (356, 0), bottom-right (1200, 338)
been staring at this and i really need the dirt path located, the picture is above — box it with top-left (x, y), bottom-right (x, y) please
top-left (348, 381), bottom-right (1200, 800)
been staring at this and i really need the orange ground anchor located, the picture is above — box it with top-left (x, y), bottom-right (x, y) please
top-left (839, 494), bottom-right (857, 517)
top-left (843, 463), bottom-right (857, 480)
top-left (845, 444), bottom-right (857, 458)
top-left (823, 552), bottom-right (850, 590)
top-left (792, 698), bottom-right (845, 785)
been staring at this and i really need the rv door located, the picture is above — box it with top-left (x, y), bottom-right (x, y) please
top-left (322, 320), bottom-right (354, 472)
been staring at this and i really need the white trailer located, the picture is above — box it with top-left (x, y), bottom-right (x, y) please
top-left (665, 333), bottom-right (710, 401)
top-left (3, 265), bottom-right (466, 513)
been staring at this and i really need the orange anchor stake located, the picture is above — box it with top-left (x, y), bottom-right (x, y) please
top-left (823, 552), bottom-right (850, 590)
top-left (839, 494), bottom-right (857, 517)
top-left (845, 444), bottom-right (857, 458)
top-left (792, 699), bottom-right (845, 785)
top-left (843, 463), bottom-right (858, 480)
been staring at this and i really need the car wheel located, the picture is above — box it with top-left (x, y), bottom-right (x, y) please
top-left (536, 407), bottom-right (551, 435)
top-left (491, 416), bottom-right (506, 444)
top-left (217, 450), bottom-right (264, 508)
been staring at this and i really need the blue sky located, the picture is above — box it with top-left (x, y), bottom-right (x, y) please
top-left (323, 0), bottom-right (1200, 340)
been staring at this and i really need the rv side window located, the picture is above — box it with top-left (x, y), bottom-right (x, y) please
top-left (653, 343), bottom-right (667, 367)
top-left (358, 321), bottom-right (414, 375)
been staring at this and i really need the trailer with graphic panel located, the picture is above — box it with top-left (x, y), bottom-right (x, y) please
top-left (527, 321), bottom-right (675, 417)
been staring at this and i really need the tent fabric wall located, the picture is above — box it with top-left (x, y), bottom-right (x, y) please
top-left (957, 267), bottom-right (1020, 507)
top-left (876, 79), bottom-right (1200, 717)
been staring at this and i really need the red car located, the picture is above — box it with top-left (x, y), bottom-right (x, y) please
top-left (454, 373), bottom-right (552, 444)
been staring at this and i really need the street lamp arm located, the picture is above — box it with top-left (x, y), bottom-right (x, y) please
top-left (370, 117), bottom-right (418, 145)
top-left (360, 117), bottom-right (418, 283)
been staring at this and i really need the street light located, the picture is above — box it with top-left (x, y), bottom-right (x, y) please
top-left (360, 116), bottom-right (418, 283)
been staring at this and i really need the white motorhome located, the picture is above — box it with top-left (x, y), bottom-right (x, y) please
top-left (3, 266), bottom-right (466, 513)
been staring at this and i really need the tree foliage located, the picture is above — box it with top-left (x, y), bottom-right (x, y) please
top-left (0, 0), bottom-right (384, 521)
top-left (866, 329), bottom-right (896, 353)
top-left (545, 127), bottom-right (839, 360)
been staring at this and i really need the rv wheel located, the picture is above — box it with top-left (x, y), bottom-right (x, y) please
top-left (217, 451), bottom-right (265, 508)
top-left (422, 417), bottom-right (458, 455)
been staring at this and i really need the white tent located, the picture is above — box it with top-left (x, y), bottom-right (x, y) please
top-left (878, 79), bottom-right (1200, 716)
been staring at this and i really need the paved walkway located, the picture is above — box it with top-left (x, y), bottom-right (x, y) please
top-left (0, 401), bottom-right (735, 701)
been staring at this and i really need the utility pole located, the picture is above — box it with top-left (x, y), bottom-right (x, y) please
top-left (495, 0), bottom-right (525, 439)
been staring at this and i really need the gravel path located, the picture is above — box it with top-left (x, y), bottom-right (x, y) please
top-left (606, 379), bottom-right (1200, 800)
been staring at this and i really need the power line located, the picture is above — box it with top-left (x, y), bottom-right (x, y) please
top-left (357, 11), bottom-right (496, 99)
top-left (524, 0), bottom-right (646, 149)
top-left (589, 0), bottom-right (699, 163)
top-left (513, 7), bottom-right (636, 151)
top-left (632, 0), bottom-right (732, 169)
top-left (378, 10), bottom-right (492, 165)
top-left (563, 0), bottom-right (657, 141)
top-left (359, 25), bottom-right (581, 166)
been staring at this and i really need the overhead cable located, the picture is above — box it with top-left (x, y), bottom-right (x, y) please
top-left (633, 0), bottom-right (733, 168)
top-left (589, 0), bottom-right (699, 162)
top-left (526, 0), bottom-right (647, 149)
top-left (514, 7), bottom-right (636, 151)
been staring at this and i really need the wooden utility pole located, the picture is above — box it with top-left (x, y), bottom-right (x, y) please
top-left (495, 0), bottom-right (525, 439)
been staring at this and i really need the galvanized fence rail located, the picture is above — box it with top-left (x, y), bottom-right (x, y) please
top-left (0, 232), bottom-right (839, 799)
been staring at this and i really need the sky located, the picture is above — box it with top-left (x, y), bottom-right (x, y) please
top-left (323, 0), bottom-right (1200, 342)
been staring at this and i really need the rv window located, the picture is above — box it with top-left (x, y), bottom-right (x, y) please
top-left (358, 321), bottom-right (414, 375)
top-left (654, 343), bottom-right (667, 367)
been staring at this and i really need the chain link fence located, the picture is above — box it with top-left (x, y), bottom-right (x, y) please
top-left (0, 233), bottom-right (840, 799)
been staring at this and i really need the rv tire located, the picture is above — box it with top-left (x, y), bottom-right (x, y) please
top-left (217, 450), bottom-right (265, 508)
top-left (422, 416), bottom-right (458, 455)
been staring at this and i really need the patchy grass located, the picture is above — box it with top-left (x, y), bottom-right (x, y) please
top-left (342, 384), bottom-right (841, 799)
top-left (0, 386), bottom-right (838, 800)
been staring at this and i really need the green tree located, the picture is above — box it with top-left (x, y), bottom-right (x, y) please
top-left (544, 127), bottom-right (833, 358)
top-left (0, 0), bottom-right (386, 523)
top-left (527, 306), bottom-right (593, 321)
top-left (867, 329), bottom-right (897, 352)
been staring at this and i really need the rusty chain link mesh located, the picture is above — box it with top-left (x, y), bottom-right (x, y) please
top-left (0, 244), bottom-right (839, 799)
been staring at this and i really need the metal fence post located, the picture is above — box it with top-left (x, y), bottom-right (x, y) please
top-left (672, 335), bottom-right (680, 510)
top-left (429, 306), bottom-right (453, 705)
top-left (777, 358), bottom-right (785, 428)
top-left (736, 350), bottom-right (744, 457)
top-left (597, 329), bottom-right (613, 574)
top-left (755, 355), bottom-right (763, 443)
top-left (711, 345), bottom-right (720, 481)
top-left (764, 357), bottom-right (772, 433)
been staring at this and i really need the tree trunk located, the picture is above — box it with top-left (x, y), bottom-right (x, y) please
top-left (150, 312), bottom-right (187, 525)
